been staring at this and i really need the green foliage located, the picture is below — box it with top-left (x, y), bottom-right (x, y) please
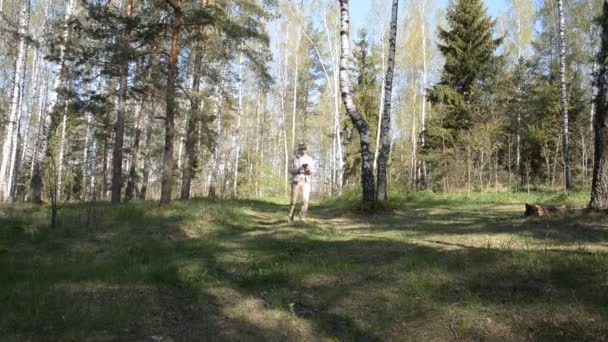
top-left (436, 0), bottom-right (502, 97)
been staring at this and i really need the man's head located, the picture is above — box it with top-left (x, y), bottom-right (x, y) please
top-left (297, 142), bottom-right (308, 155)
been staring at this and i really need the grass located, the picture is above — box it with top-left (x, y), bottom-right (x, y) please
top-left (1, 191), bottom-right (607, 341)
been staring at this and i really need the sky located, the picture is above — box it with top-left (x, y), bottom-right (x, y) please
top-left (350, 0), bottom-right (510, 30)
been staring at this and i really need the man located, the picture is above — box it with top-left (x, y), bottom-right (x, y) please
top-left (288, 143), bottom-right (314, 222)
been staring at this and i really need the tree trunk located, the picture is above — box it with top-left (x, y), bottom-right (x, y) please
top-left (322, 11), bottom-right (343, 194)
top-left (292, 36), bottom-right (300, 152)
top-left (376, 0), bottom-right (398, 201)
top-left (0, 0), bottom-right (29, 201)
top-left (181, 53), bottom-right (203, 200)
top-left (558, 0), bottom-right (574, 190)
top-left (419, 0), bottom-right (428, 187)
top-left (160, 0), bottom-right (183, 205)
top-left (233, 52), bottom-right (244, 198)
top-left (111, 0), bottom-right (135, 204)
top-left (30, 0), bottom-right (75, 204)
top-left (10, 43), bottom-right (29, 200)
top-left (139, 119), bottom-right (153, 200)
top-left (373, 20), bottom-right (386, 174)
top-left (207, 85), bottom-right (224, 198)
top-left (56, 104), bottom-right (68, 199)
top-left (589, 0), bottom-right (608, 210)
top-left (338, 0), bottom-right (376, 202)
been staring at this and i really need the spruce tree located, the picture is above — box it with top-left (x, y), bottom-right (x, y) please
top-left (432, 0), bottom-right (502, 131)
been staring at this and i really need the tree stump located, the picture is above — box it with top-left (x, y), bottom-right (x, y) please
top-left (524, 203), bottom-right (567, 216)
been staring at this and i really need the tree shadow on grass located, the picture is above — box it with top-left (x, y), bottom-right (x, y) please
top-left (2, 198), bottom-right (608, 341)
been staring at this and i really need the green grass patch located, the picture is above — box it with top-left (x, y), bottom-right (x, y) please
top-left (1, 190), bottom-right (607, 341)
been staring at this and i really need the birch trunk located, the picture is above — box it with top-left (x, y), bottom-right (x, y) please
top-left (292, 36), bottom-right (300, 151)
top-left (322, 12), bottom-right (343, 192)
top-left (373, 21), bottom-right (386, 174)
top-left (30, 0), bottom-right (75, 204)
top-left (419, 0), bottom-right (428, 186)
top-left (558, 0), bottom-right (574, 190)
top-left (590, 0), bottom-right (608, 210)
top-left (233, 52), bottom-right (244, 198)
top-left (56, 104), bottom-right (68, 199)
top-left (207, 85), bottom-right (224, 198)
top-left (0, 0), bottom-right (29, 201)
top-left (338, 0), bottom-right (376, 202)
top-left (160, 0), bottom-right (183, 205)
top-left (82, 109), bottom-right (91, 200)
top-left (279, 30), bottom-right (290, 195)
top-left (376, 0), bottom-right (399, 201)
top-left (14, 46), bottom-right (41, 200)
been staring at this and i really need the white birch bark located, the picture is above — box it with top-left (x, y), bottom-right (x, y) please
top-left (30, 0), bottom-right (75, 203)
top-left (9, 51), bottom-right (28, 199)
top-left (233, 52), bottom-right (243, 198)
top-left (56, 103), bottom-right (68, 198)
top-left (0, 0), bottom-right (29, 201)
top-left (373, 20), bottom-right (386, 173)
top-left (557, 0), bottom-right (573, 190)
top-left (292, 35), bottom-right (300, 152)
top-left (376, 0), bottom-right (399, 201)
top-left (322, 9), bottom-right (343, 192)
top-left (339, 0), bottom-right (376, 202)
top-left (419, 0), bottom-right (428, 184)
top-left (279, 29), bottom-right (290, 194)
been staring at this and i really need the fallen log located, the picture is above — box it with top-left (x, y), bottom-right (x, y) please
top-left (524, 203), bottom-right (567, 217)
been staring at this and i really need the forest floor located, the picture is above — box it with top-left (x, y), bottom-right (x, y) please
top-left (1, 190), bottom-right (608, 341)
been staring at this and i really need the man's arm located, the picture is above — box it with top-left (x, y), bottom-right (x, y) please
top-left (288, 157), bottom-right (301, 174)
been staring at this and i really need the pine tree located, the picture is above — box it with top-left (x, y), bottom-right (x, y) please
top-left (432, 0), bottom-right (501, 131)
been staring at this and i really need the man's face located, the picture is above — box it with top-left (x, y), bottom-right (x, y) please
top-left (297, 148), bottom-right (306, 156)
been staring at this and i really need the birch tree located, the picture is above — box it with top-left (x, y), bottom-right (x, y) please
top-left (0, 0), bottom-right (29, 201)
top-left (376, 0), bottom-right (398, 201)
top-left (557, 0), bottom-right (573, 190)
top-left (338, 0), bottom-right (376, 202)
top-left (590, 0), bottom-right (608, 210)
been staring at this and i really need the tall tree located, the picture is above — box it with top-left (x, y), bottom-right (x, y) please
top-left (0, 0), bottom-right (29, 201)
top-left (159, 0), bottom-right (182, 205)
top-left (338, 0), bottom-right (376, 202)
top-left (557, 0), bottom-right (573, 190)
top-left (30, 0), bottom-right (76, 204)
top-left (590, 0), bottom-right (608, 210)
top-left (376, 0), bottom-right (398, 201)
top-left (111, 0), bottom-right (135, 204)
top-left (505, 0), bottom-right (534, 181)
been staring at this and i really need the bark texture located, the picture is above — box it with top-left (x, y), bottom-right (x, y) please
top-left (30, 0), bottom-right (75, 204)
top-left (111, 0), bottom-right (135, 204)
top-left (160, 0), bottom-right (182, 205)
top-left (558, 0), bottom-right (574, 190)
top-left (590, 0), bottom-right (608, 210)
top-left (180, 54), bottom-right (202, 200)
top-left (0, 0), bottom-right (29, 201)
top-left (376, 0), bottom-right (399, 201)
top-left (338, 0), bottom-right (376, 202)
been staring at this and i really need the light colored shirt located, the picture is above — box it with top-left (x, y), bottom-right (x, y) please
top-left (288, 154), bottom-right (314, 182)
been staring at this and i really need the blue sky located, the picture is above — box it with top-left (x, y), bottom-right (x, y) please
top-left (350, 0), bottom-right (509, 28)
